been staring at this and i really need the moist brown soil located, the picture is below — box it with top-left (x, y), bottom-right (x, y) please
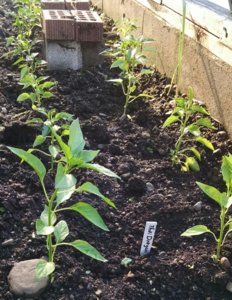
top-left (1, 1), bottom-right (232, 299)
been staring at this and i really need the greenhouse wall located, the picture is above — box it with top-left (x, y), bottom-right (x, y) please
top-left (92, 0), bottom-right (232, 137)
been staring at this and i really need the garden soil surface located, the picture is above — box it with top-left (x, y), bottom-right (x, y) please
top-left (1, 1), bottom-right (232, 299)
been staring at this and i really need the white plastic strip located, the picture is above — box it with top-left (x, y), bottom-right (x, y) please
top-left (140, 221), bottom-right (157, 256)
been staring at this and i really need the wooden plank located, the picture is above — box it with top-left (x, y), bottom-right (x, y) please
top-left (144, 1), bottom-right (232, 66)
top-left (162, 0), bottom-right (232, 49)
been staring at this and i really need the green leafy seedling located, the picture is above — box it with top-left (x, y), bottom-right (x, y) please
top-left (102, 18), bottom-right (154, 116)
top-left (121, 257), bottom-right (133, 268)
top-left (17, 66), bottom-right (57, 109)
top-left (3, 0), bottom-right (41, 62)
top-left (182, 154), bottom-right (232, 261)
top-left (163, 86), bottom-right (215, 171)
top-left (8, 118), bottom-right (119, 280)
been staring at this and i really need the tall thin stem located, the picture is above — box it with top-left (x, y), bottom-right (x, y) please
top-left (216, 208), bottom-right (226, 260)
top-left (176, 0), bottom-right (186, 97)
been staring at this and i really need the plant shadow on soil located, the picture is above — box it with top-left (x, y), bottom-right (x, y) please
top-left (1, 2), bottom-right (232, 300)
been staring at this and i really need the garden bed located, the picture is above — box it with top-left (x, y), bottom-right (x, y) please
top-left (1, 1), bottom-right (232, 299)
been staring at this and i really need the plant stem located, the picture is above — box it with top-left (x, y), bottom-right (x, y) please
top-left (176, 0), bottom-right (186, 97)
top-left (50, 133), bottom-right (55, 171)
top-left (40, 182), bottom-right (56, 266)
top-left (172, 119), bottom-right (186, 164)
top-left (216, 208), bottom-right (226, 260)
top-left (123, 76), bottom-right (132, 116)
top-left (172, 99), bottom-right (190, 164)
top-left (47, 191), bottom-right (57, 262)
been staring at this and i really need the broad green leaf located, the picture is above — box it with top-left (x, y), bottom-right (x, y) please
top-left (62, 129), bottom-right (70, 136)
top-left (185, 156), bottom-right (200, 172)
top-left (36, 260), bottom-right (55, 279)
top-left (190, 147), bottom-right (201, 160)
top-left (181, 164), bottom-right (189, 172)
top-left (43, 92), bottom-right (54, 98)
top-left (196, 181), bottom-right (225, 207)
top-left (80, 163), bottom-right (120, 179)
top-left (56, 174), bottom-right (76, 190)
top-left (221, 155), bottom-right (232, 191)
top-left (226, 196), bottom-right (232, 209)
top-left (30, 93), bottom-right (37, 104)
top-left (36, 219), bottom-right (54, 235)
top-left (111, 59), bottom-right (128, 71)
top-left (40, 205), bottom-right (56, 226)
top-left (40, 81), bottom-right (57, 89)
top-left (49, 145), bottom-right (59, 158)
top-left (196, 137), bottom-right (214, 151)
top-left (69, 202), bottom-right (109, 231)
top-left (195, 118), bottom-right (216, 129)
top-left (14, 57), bottom-right (24, 66)
top-left (17, 92), bottom-right (31, 102)
top-left (54, 220), bottom-right (69, 243)
top-left (162, 115), bottom-right (179, 128)
top-left (175, 97), bottom-right (185, 108)
top-left (20, 66), bottom-right (29, 78)
top-left (69, 157), bottom-right (83, 167)
top-left (55, 163), bottom-right (64, 187)
top-left (42, 125), bottom-right (50, 137)
top-left (69, 240), bottom-right (107, 262)
top-left (55, 112), bottom-right (74, 121)
top-left (191, 105), bottom-right (209, 115)
top-left (186, 124), bottom-right (200, 137)
top-left (8, 147), bottom-right (46, 182)
top-left (68, 118), bottom-right (85, 156)
top-left (181, 225), bottom-right (212, 236)
top-left (77, 150), bottom-right (99, 163)
top-left (56, 174), bottom-right (77, 204)
top-left (78, 182), bottom-right (116, 208)
top-left (33, 135), bottom-right (46, 147)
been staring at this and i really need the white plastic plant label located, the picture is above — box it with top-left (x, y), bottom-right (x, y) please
top-left (140, 221), bottom-right (157, 256)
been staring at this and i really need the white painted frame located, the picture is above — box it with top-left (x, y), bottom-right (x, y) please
top-left (161, 0), bottom-right (232, 49)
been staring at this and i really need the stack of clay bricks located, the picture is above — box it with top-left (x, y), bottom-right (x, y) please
top-left (42, 0), bottom-right (104, 70)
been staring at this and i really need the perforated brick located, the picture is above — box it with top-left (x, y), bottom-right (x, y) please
top-left (43, 10), bottom-right (75, 40)
top-left (71, 10), bottom-right (103, 42)
top-left (41, 0), bottom-right (65, 10)
top-left (65, 0), bottom-right (90, 10)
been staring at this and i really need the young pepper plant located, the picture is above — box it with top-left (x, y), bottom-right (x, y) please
top-left (102, 18), bottom-right (153, 116)
top-left (8, 119), bottom-right (119, 280)
top-left (4, 0), bottom-right (41, 62)
top-left (17, 66), bottom-right (57, 109)
top-left (162, 87), bottom-right (215, 171)
top-left (182, 154), bottom-right (232, 262)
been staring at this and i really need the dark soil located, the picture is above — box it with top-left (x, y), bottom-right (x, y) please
top-left (1, 1), bottom-right (232, 299)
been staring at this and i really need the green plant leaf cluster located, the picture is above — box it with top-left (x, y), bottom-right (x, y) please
top-left (182, 154), bottom-right (232, 261)
top-left (3, 0), bottom-right (41, 63)
top-left (8, 118), bottom-right (119, 279)
top-left (163, 87), bottom-right (215, 171)
top-left (17, 67), bottom-right (57, 108)
top-left (102, 18), bottom-right (154, 116)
